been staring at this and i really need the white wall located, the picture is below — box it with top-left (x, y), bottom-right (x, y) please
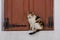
top-left (0, 0), bottom-right (60, 40)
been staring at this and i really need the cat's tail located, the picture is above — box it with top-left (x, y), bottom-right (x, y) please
top-left (29, 29), bottom-right (40, 35)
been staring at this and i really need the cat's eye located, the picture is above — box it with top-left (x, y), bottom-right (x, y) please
top-left (29, 17), bottom-right (31, 18)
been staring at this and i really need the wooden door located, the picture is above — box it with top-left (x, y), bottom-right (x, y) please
top-left (4, 0), bottom-right (54, 31)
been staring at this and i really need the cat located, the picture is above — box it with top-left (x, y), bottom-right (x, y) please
top-left (27, 11), bottom-right (44, 35)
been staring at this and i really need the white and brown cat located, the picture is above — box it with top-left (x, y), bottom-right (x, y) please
top-left (27, 11), bottom-right (44, 35)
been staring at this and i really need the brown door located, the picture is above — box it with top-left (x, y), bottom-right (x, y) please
top-left (4, 0), bottom-right (54, 31)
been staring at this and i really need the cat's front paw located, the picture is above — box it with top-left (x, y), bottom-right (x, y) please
top-left (30, 27), bottom-right (32, 30)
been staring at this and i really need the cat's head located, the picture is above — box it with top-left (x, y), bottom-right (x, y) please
top-left (27, 11), bottom-right (35, 16)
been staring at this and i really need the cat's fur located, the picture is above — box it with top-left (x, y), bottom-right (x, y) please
top-left (27, 12), bottom-right (44, 35)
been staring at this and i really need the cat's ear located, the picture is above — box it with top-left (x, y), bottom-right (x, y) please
top-left (32, 12), bottom-right (34, 14)
top-left (32, 12), bottom-right (35, 15)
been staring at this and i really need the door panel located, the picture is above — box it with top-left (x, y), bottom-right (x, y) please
top-left (4, 0), bottom-right (29, 31)
top-left (30, 0), bottom-right (54, 30)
